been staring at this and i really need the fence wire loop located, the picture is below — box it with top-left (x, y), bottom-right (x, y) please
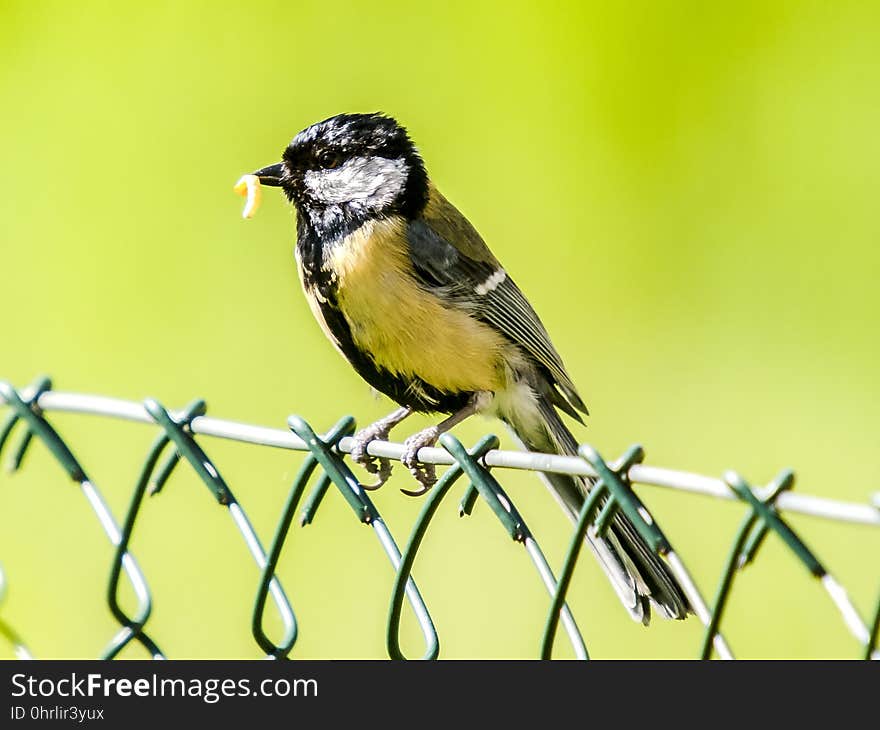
top-left (0, 377), bottom-right (877, 660)
top-left (720, 470), bottom-right (872, 654)
top-left (291, 416), bottom-right (365, 525)
top-left (145, 399), bottom-right (233, 505)
top-left (540, 444), bottom-right (644, 658)
top-left (386, 435), bottom-right (497, 660)
top-left (738, 470), bottom-right (795, 569)
top-left (580, 445), bottom-right (670, 554)
top-left (0, 377), bottom-right (82, 482)
top-left (0, 379), bottom-right (162, 657)
top-left (443, 434), bottom-right (526, 542)
top-left (251, 416), bottom-right (354, 657)
top-left (0, 376), bottom-right (52, 475)
top-left (579, 444), bottom-right (736, 659)
top-left (442, 433), bottom-right (589, 659)
top-left (288, 415), bottom-right (439, 660)
top-left (147, 397), bottom-right (297, 657)
top-left (103, 399), bottom-right (210, 659)
top-left (147, 400), bottom-right (207, 497)
top-left (699, 469), bottom-right (794, 659)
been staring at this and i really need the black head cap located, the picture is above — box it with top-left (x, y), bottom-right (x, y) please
top-left (257, 114), bottom-right (428, 236)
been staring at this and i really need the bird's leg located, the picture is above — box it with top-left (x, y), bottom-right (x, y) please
top-left (400, 397), bottom-right (481, 496)
top-left (350, 406), bottom-right (413, 490)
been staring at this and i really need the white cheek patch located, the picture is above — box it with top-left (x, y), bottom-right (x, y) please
top-left (304, 156), bottom-right (407, 207)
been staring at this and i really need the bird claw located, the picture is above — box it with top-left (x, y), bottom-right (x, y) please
top-left (361, 458), bottom-right (393, 491)
top-left (400, 427), bottom-right (440, 495)
top-left (400, 481), bottom-right (432, 497)
top-left (351, 424), bottom-right (394, 490)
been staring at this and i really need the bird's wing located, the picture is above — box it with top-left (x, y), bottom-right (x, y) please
top-left (407, 185), bottom-right (588, 418)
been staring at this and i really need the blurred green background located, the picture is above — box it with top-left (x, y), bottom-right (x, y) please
top-left (1, 0), bottom-right (878, 659)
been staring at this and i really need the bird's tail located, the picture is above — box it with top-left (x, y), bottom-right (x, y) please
top-left (502, 391), bottom-right (692, 624)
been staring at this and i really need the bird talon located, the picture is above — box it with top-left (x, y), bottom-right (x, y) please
top-left (350, 423), bottom-right (394, 487)
top-left (400, 483), bottom-right (431, 497)
top-left (350, 433), bottom-right (382, 467)
top-left (401, 427), bottom-right (440, 493)
top-left (401, 427), bottom-right (439, 467)
top-left (361, 457), bottom-right (393, 490)
top-left (404, 462), bottom-right (436, 494)
top-left (357, 454), bottom-right (381, 475)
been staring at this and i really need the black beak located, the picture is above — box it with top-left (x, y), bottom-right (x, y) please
top-left (253, 163), bottom-right (284, 187)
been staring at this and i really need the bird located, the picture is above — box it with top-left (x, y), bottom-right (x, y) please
top-left (243, 112), bottom-right (691, 624)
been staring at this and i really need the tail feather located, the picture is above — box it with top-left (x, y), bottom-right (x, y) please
top-left (503, 392), bottom-right (692, 624)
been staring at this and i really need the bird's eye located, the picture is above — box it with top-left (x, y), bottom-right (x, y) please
top-left (318, 150), bottom-right (342, 169)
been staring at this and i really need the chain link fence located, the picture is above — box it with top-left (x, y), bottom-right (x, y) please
top-left (1, 375), bottom-right (878, 660)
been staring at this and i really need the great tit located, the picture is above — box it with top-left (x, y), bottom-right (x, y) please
top-left (246, 112), bottom-right (691, 623)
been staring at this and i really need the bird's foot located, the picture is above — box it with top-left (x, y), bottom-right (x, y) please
top-left (350, 422), bottom-right (394, 491)
top-left (400, 426), bottom-right (441, 496)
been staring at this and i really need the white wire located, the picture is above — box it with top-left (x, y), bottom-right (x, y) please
top-left (13, 389), bottom-right (877, 528)
top-left (372, 519), bottom-right (437, 655)
top-left (228, 502), bottom-right (296, 638)
top-left (4, 386), bottom-right (879, 659)
top-left (821, 574), bottom-right (871, 647)
top-left (665, 551), bottom-right (734, 660)
top-left (524, 537), bottom-right (589, 660)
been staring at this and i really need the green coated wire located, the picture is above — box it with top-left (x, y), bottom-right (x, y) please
top-left (1, 375), bottom-right (877, 660)
top-left (724, 471), bottom-right (823, 577)
top-left (251, 417), bottom-right (357, 657)
top-left (699, 471), bottom-right (794, 659)
top-left (699, 511), bottom-right (756, 660)
top-left (540, 484), bottom-right (605, 659)
top-left (0, 379), bottom-right (162, 658)
top-left (101, 430), bottom-right (169, 659)
top-left (867, 590), bottom-right (880, 660)
top-left (289, 416), bottom-right (375, 522)
top-left (540, 445), bottom-right (645, 659)
top-left (1, 376), bottom-right (49, 474)
top-left (250, 454), bottom-right (315, 657)
top-left (441, 434), bottom-right (589, 660)
top-left (386, 435), bottom-right (498, 660)
top-left (144, 399), bottom-right (234, 505)
top-left (145, 398), bottom-right (296, 657)
top-left (441, 435), bottom-right (525, 541)
top-left (0, 379), bottom-right (84, 482)
top-left (299, 473), bottom-right (334, 526)
top-left (579, 445), bottom-right (669, 555)
top-left (458, 482), bottom-right (480, 517)
top-left (288, 415), bottom-right (439, 660)
top-left (103, 401), bottom-right (208, 659)
top-left (737, 472), bottom-right (795, 568)
top-left (0, 411), bottom-right (20, 463)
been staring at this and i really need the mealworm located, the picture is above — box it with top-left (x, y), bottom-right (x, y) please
top-left (233, 174), bottom-right (262, 219)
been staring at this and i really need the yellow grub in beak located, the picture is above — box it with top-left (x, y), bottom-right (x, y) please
top-left (233, 174), bottom-right (262, 219)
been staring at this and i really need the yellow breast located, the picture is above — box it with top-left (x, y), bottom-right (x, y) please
top-left (329, 217), bottom-right (509, 395)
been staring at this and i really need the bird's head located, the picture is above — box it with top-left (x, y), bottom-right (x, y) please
top-left (253, 113), bottom-right (428, 236)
